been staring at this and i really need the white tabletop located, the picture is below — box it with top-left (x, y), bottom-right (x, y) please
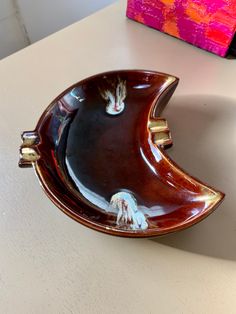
top-left (1, 1), bottom-right (236, 313)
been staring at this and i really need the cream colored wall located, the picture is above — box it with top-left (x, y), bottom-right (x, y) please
top-left (0, 0), bottom-right (116, 59)
top-left (17, 0), bottom-right (116, 43)
top-left (0, 0), bottom-right (28, 59)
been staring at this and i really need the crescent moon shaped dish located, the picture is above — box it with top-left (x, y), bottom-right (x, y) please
top-left (19, 70), bottom-right (224, 237)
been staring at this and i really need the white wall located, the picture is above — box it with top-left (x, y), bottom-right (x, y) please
top-left (0, 0), bottom-right (28, 59)
top-left (17, 0), bottom-right (116, 43)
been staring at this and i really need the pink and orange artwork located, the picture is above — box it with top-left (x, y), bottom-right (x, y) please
top-left (127, 0), bottom-right (236, 57)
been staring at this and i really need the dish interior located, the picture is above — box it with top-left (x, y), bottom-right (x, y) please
top-left (34, 71), bottom-right (222, 235)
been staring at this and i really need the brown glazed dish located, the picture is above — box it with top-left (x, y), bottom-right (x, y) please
top-left (19, 70), bottom-right (224, 237)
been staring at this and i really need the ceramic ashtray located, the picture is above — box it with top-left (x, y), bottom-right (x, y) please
top-left (19, 70), bottom-right (224, 237)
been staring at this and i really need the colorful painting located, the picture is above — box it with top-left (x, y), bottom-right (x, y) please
top-left (127, 0), bottom-right (236, 57)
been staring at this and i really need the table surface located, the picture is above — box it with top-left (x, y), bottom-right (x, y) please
top-left (1, 1), bottom-right (236, 313)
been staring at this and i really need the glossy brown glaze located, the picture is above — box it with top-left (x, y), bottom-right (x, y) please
top-left (19, 70), bottom-right (224, 237)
